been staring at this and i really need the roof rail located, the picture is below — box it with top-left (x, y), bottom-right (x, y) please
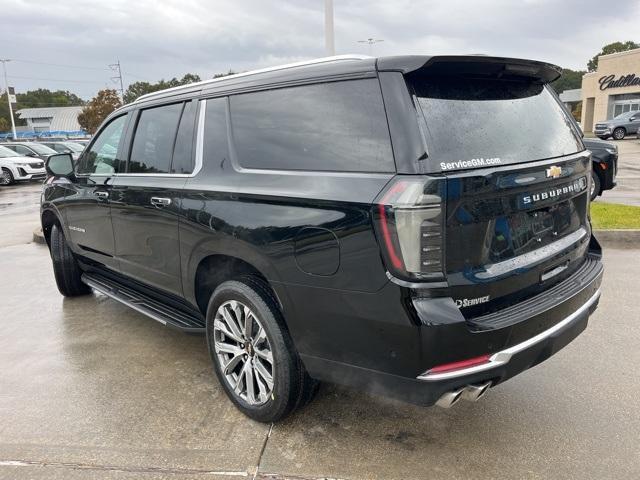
top-left (134, 54), bottom-right (372, 103)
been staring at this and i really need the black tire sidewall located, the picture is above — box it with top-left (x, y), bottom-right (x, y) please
top-left (205, 279), bottom-right (300, 423)
top-left (50, 224), bottom-right (90, 296)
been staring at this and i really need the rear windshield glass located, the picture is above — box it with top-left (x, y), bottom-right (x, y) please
top-left (410, 76), bottom-right (582, 171)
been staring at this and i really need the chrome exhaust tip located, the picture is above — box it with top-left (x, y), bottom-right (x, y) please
top-left (435, 387), bottom-right (466, 408)
top-left (460, 382), bottom-right (492, 402)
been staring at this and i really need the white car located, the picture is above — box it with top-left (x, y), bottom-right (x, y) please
top-left (0, 145), bottom-right (47, 185)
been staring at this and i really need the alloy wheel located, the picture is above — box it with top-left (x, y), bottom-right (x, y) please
top-left (0, 169), bottom-right (10, 185)
top-left (613, 128), bottom-right (625, 140)
top-left (213, 300), bottom-right (274, 405)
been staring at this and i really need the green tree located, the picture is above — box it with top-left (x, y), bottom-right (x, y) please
top-left (588, 41), bottom-right (640, 72)
top-left (123, 73), bottom-right (202, 104)
top-left (0, 116), bottom-right (9, 133)
top-left (550, 68), bottom-right (586, 94)
top-left (77, 89), bottom-right (122, 134)
top-left (213, 70), bottom-right (236, 79)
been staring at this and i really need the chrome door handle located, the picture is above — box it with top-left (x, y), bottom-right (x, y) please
top-left (94, 191), bottom-right (109, 199)
top-left (150, 197), bottom-right (172, 206)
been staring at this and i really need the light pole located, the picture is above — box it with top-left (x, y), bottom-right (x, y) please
top-left (0, 59), bottom-right (17, 139)
top-left (324, 0), bottom-right (335, 56)
top-left (357, 38), bottom-right (384, 55)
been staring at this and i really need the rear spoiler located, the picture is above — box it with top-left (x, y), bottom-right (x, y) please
top-left (376, 55), bottom-right (562, 83)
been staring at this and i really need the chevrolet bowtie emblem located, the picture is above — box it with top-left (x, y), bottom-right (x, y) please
top-left (546, 165), bottom-right (562, 179)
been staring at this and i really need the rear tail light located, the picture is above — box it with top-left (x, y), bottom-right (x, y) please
top-left (373, 176), bottom-right (446, 282)
top-left (427, 354), bottom-right (491, 374)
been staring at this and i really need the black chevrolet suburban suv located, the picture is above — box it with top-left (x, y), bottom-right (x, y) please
top-left (41, 55), bottom-right (603, 422)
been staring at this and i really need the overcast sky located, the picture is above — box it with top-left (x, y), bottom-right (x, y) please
top-left (2, 0), bottom-right (639, 101)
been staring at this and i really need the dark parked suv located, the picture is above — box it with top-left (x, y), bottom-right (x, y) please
top-left (41, 55), bottom-right (603, 422)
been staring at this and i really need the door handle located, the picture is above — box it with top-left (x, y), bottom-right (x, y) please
top-left (94, 191), bottom-right (109, 199)
top-left (151, 197), bottom-right (172, 207)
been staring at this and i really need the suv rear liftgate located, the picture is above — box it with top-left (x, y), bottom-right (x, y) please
top-left (372, 56), bottom-right (603, 407)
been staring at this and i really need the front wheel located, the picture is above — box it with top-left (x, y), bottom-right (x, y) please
top-left (612, 127), bottom-right (626, 140)
top-left (49, 224), bottom-right (92, 297)
top-left (590, 171), bottom-right (601, 201)
top-left (0, 168), bottom-right (14, 186)
top-left (206, 277), bottom-right (318, 422)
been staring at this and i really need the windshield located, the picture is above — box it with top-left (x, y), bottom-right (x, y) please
top-left (410, 75), bottom-right (582, 171)
top-left (0, 145), bottom-right (20, 157)
top-left (28, 143), bottom-right (57, 154)
top-left (63, 142), bottom-right (85, 152)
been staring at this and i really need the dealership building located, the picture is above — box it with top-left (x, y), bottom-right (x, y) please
top-left (577, 47), bottom-right (640, 133)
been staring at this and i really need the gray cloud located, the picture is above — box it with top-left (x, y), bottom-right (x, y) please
top-left (2, 0), bottom-right (639, 99)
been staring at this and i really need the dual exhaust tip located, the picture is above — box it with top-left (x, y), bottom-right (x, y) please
top-left (435, 381), bottom-right (492, 409)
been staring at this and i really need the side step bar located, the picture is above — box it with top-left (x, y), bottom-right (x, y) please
top-left (81, 273), bottom-right (206, 333)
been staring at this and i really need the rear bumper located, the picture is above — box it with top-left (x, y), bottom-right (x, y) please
top-left (303, 286), bottom-right (600, 406)
top-left (418, 288), bottom-right (600, 382)
top-left (300, 248), bottom-right (603, 406)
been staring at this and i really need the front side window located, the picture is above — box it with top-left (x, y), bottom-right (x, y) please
top-left (128, 103), bottom-right (183, 174)
top-left (77, 114), bottom-right (128, 175)
top-left (229, 79), bottom-right (395, 172)
top-left (63, 142), bottom-right (85, 153)
top-left (28, 144), bottom-right (57, 155)
top-left (15, 145), bottom-right (33, 156)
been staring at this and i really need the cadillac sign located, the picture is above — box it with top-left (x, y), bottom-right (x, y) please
top-left (599, 73), bottom-right (640, 91)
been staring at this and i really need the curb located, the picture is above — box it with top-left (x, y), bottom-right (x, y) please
top-left (594, 229), bottom-right (640, 249)
top-left (33, 227), bottom-right (46, 245)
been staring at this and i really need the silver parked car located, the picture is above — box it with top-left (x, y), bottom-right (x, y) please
top-left (594, 111), bottom-right (640, 140)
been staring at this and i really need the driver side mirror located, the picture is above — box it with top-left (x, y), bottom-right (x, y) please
top-left (46, 153), bottom-right (75, 178)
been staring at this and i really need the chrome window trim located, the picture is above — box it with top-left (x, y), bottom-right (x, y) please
top-left (82, 99), bottom-right (207, 178)
top-left (417, 289), bottom-right (601, 382)
top-left (134, 55), bottom-right (371, 104)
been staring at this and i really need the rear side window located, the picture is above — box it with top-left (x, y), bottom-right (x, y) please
top-left (129, 103), bottom-right (183, 174)
top-left (409, 75), bottom-right (582, 171)
top-left (229, 79), bottom-right (394, 172)
top-left (171, 101), bottom-right (197, 174)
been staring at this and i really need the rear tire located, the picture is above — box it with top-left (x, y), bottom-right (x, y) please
top-left (49, 224), bottom-right (91, 297)
top-left (205, 277), bottom-right (318, 422)
top-left (590, 171), bottom-right (601, 201)
top-left (0, 168), bottom-right (14, 186)
top-left (612, 127), bottom-right (625, 140)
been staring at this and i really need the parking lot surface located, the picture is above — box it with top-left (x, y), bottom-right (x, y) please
top-left (596, 138), bottom-right (640, 206)
top-left (1, 173), bottom-right (639, 479)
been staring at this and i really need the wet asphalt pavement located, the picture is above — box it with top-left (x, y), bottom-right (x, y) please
top-left (0, 176), bottom-right (639, 479)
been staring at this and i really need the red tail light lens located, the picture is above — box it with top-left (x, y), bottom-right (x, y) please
top-left (373, 176), bottom-right (446, 282)
top-left (428, 354), bottom-right (491, 374)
